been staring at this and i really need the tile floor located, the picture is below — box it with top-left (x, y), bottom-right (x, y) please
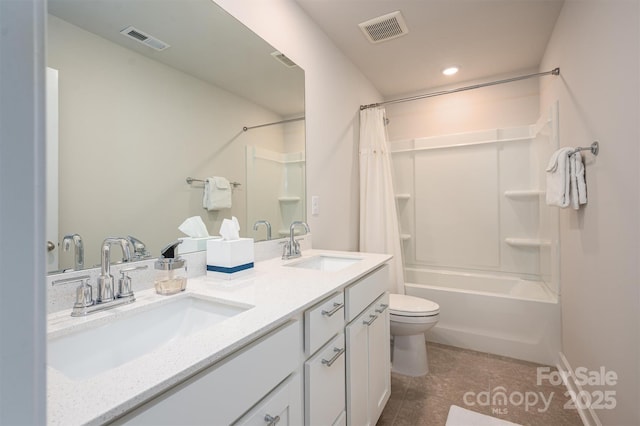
top-left (377, 342), bottom-right (584, 426)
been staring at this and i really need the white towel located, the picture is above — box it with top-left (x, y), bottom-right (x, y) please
top-left (545, 148), bottom-right (572, 207)
top-left (570, 151), bottom-right (587, 209)
top-left (203, 177), bottom-right (232, 211)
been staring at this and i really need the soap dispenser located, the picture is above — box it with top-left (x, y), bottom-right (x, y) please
top-left (154, 240), bottom-right (187, 295)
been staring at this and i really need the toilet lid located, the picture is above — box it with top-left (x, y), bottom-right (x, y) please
top-left (389, 293), bottom-right (439, 316)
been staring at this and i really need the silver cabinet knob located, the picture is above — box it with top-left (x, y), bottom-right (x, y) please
top-left (47, 241), bottom-right (56, 252)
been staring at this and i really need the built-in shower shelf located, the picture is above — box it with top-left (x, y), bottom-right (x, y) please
top-left (395, 193), bottom-right (411, 200)
top-left (505, 238), bottom-right (551, 247)
top-left (504, 190), bottom-right (544, 199)
top-left (278, 196), bottom-right (301, 202)
top-left (400, 234), bottom-right (411, 241)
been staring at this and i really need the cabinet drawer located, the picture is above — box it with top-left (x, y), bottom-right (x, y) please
top-left (305, 333), bottom-right (346, 426)
top-left (305, 292), bottom-right (344, 356)
top-left (114, 321), bottom-right (301, 425)
top-left (345, 264), bottom-right (388, 322)
top-left (234, 373), bottom-right (302, 426)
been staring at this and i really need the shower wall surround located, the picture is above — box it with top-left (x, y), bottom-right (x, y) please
top-left (390, 105), bottom-right (559, 295)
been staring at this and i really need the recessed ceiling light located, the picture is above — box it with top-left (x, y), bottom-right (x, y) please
top-left (442, 66), bottom-right (459, 76)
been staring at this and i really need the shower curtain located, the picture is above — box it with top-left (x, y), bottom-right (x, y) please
top-left (359, 107), bottom-right (405, 294)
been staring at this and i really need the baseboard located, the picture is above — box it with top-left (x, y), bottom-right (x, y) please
top-left (556, 352), bottom-right (602, 426)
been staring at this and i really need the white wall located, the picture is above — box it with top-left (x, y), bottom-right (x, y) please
top-left (0, 0), bottom-right (47, 423)
top-left (214, 0), bottom-right (382, 251)
top-left (48, 15), bottom-right (288, 268)
top-left (540, 1), bottom-right (640, 424)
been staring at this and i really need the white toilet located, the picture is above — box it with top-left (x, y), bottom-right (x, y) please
top-left (388, 293), bottom-right (440, 376)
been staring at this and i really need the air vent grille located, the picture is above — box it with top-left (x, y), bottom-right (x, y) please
top-left (271, 51), bottom-right (297, 68)
top-left (359, 11), bottom-right (409, 44)
top-left (120, 26), bottom-right (170, 51)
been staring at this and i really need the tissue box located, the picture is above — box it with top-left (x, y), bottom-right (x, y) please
top-left (207, 238), bottom-right (254, 280)
top-left (178, 236), bottom-right (219, 254)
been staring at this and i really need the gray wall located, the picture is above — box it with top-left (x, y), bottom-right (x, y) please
top-left (540, 1), bottom-right (640, 424)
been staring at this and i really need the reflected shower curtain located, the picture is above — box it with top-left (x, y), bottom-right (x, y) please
top-left (359, 107), bottom-right (405, 294)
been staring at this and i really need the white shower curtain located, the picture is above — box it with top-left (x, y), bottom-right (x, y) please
top-left (359, 107), bottom-right (405, 295)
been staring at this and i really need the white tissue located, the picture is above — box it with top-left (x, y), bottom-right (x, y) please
top-left (178, 216), bottom-right (210, 238)
top-left (219, 216), bottom-right (240, 240)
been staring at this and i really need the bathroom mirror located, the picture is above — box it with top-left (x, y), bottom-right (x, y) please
top-left (46, 0), bottom-right (305, 273)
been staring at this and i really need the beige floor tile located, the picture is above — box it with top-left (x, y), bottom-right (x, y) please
top-left (377, 343), bottom-right (583, 426)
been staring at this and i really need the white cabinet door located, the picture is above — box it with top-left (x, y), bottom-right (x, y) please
top-left (367, 294), bottom-right (390, 423)
top-left (345, 293), bottom-right (390, 426)
top-left (305, 333), bottom-right (346, 426)
top-left (235, 373), bottom-right (303, 426)
top-left (345, 308), bottom-right (369, 426)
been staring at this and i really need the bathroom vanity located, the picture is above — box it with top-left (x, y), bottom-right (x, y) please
top-left (46, 250), bottom-right (391, 425)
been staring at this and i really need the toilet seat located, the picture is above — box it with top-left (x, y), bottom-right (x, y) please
top-left (389, 293), bottom-right (440, 317)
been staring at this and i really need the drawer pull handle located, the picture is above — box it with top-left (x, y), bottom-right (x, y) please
top-left (321, 347), bottom-right (345, 367)
top-left (375, 303), bottom-right (389, 313)
top-left (264, 414), bottom-right (281, 425)
top-left (321, 302), bottom-right (344, 317)
top-left (363, 314), bottom-right (378, 326)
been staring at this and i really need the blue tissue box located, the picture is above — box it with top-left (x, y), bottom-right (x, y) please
top-left (206, 238), bottom-right (254, 280)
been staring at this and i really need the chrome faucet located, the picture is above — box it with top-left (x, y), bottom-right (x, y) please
top-left (127, 235), bottom-right (151, 260)
top-left (282, 221), bottom-right (310, 260)
top-left (253, 220), bottom-right (272, 241)
top-left (61, 237), bottom-right (147, 317)
top-left (62, 233), bottom-right (84, 271)
top-left (97, 237), bottom-right (133, 303)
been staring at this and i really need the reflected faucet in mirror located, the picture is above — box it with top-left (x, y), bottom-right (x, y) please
top-left (127, 235), bottom-right (151, 260)
top-left (253, 220), bottom-right (272, 241)
top-left (62, 233), bottom-right (84, 271)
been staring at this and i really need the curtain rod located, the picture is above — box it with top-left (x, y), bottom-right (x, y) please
top-left (242, 116), bottom-right (305, 132)
top-left (360, 68), bottom-right (560, 111)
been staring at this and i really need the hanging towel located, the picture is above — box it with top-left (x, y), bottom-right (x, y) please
top-left (203, 177), bottom-right (232, 211)
top-left (569, 151), bottom-right (587, 209)
top-left (545, 148), bottom-right (572, 208)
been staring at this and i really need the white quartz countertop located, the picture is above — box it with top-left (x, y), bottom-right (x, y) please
top-left (47, 249), bottom-right (391, 426)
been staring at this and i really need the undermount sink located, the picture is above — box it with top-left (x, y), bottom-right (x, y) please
top-left (286, 255), bottom-right (363, 272)
top-left (48, 295), bottom-right (251, 380)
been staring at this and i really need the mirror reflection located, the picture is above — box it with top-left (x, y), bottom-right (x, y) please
top-left (46, 0), bottom-right (305, 273)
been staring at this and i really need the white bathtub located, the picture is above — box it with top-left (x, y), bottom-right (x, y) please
top-left (404, 267), bottom-right (561, 366)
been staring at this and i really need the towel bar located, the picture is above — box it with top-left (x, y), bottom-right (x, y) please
top-left (186, 177), bottom-right (241, 188)
top-left (569, 141), bottom-right (599, 156)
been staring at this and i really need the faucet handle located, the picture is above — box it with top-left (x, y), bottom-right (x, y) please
top-left (117, 265), bottom-right (148, 299)
top-left (74, 278), bottom-right (94, 310)
top-left (280, 240), bottom-right (292, 259)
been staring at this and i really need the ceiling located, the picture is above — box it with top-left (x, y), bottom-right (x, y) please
top-left (294, 0), bottom-right (564, 98)
top-left (47, 0), bottom-right (305, 117)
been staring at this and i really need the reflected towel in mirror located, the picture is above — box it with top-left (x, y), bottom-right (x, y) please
top-left (203, 177), bottom-right (232, 210)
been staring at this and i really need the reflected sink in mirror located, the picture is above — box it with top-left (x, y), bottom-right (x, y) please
top-left (48, 296), bottom-right (252, 380)
top-left (285, 255), bottom-right (363, 272)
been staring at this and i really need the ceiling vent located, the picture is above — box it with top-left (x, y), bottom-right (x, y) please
top-left (358, 11), bottom-right (409, 44)
top-left (120, 26), bottom-right (170, 51)
top-left (271, 51), bottom-right (297, 68)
